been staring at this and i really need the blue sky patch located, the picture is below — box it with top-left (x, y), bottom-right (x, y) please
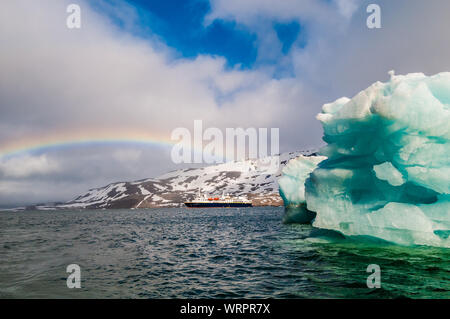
top-left (274, 21), bottom-right (303, 54)
top-left (92, 0), bottom-right (304, 70)
top-left (115, 0), bottom-right (258, 68)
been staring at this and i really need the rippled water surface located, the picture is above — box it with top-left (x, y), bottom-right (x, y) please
top-left (0, 207), bottom-right (449, 298)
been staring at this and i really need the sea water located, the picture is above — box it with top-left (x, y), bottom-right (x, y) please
top-left (0, 207), bottom-right (449, 298)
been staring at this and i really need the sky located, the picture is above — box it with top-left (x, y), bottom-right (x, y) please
top-left (1, 0), bottom-right (450, 207)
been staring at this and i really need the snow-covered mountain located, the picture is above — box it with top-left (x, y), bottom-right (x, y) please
top-left (33, 150), bottom-right (317, 210)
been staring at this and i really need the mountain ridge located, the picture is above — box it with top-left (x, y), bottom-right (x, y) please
top-left (23, 150), bottom-right (318, 210)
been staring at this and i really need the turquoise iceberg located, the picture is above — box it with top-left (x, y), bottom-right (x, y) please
top-left (279, 154), bottom-right (326, 223)
top-left (281, 71), bottom-right (450, 247)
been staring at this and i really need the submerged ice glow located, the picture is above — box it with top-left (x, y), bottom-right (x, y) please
top-left (280, 71), bottom-right (450, 247)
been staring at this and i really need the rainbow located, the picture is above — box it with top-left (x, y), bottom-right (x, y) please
top-left (0, 128), bottom-right (231, 161)
top-left (0, 128), bottom-right (178, 159)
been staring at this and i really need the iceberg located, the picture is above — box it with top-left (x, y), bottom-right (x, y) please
top-left (278, 154), bottom-right (326, 223)
top-left (281, 71), bottom-right (450, 247)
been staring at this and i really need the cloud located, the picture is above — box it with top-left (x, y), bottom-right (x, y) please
top-left (207, 0), bottom-right (450, 97)
top-left (0, 145), bottom-right (184, 207)
top-left (0, 0), bottom-right (305, 139)
top-left (0, 0), bottom-right (322, 206)
top-left (206, 0), bottom-right (341, 24)
top-left (335, 0), bottom-right (359, 18)
top-left (0, 155), bottom-right (60, 178)
top-left (112, 149), bottom-right (143, 163)
top-left (1, 0), bottom-right (450, 206)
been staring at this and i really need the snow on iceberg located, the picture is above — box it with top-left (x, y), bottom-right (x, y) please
top-left (281, 71), bottom-right (450, 247)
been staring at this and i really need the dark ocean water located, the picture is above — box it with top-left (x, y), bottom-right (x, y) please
top-left (0, 207), bottom-right (449, 298)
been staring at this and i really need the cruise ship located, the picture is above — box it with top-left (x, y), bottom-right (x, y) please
top-left (185, 191), bottom-right (252, 208)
